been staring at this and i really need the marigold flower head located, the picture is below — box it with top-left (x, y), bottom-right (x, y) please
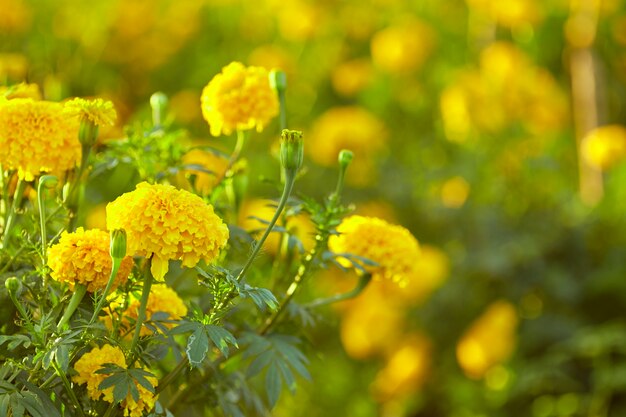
top-left (581, 125), bottom-right (626, 170)
top-left (180, 149), bottom-right (229, 195)
top-left (0, 98), bottom-right (80, 181)
top-left (64, 97), bottom-right (117, 127)
top-left (106, 182), bottom-right (229, 280)
top-left (47, 227), bottom-right (133, 292)
top-left (329, 215), bottom-right (420, 286)
top-left (103, 284), bottom-right (187, 337)
top-left (0, 82), bottom-right (41, 100)
top-left (73, 344), bottom-right (158, 417)
top-left (201, 62), bottom-right (279, 136)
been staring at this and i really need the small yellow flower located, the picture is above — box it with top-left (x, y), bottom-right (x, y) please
top-left (201, 62), bottom-right (279, 137)
top-left (180, 149), bottom-right (229, 195)
top-left (0, 82), bottom-right (41, 100)
top-left (581, 125), bottom-right (626, 170)
top-left (103, 284), bottom-right (187, 337)
top-left (106, 182), bottom-right (229, 280)
top-left (0, 98), bottom-right (80, 181)
top-left (64, 97), bottom-right (117, 126)
top-left (441, 176), bottom-right (470, 208)
top-left (329, 215), bottom-right (420, 286)
top-left (370, 18), bottom-right (434, 74)
top-left (73, 344), bottom-right (158, 417)
top-left (47, 228), bottom-right (134, 293)
top-left (456, 300), bottom-right (518, 379)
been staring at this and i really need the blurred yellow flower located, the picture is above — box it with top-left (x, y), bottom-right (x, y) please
top-left (180, 149), bottom-right (229, 195)
top-left (581, 125), bottom-right (626, 170)
top-left (329, 215), bottom-right (420, 287)
top-left (456, 300), bottom-right (519, 379)
top-left (201, 62), bottom-right (279, 137)
top-left (370, 18), bottom-right (434, 74)
top-left (276, 1), bottom-right (323, 41)
top-left (0, 0), bottom-right (32, 32)
top-left (441, 176), bottom-right (470, 208)
top-left (239, 199), bottom-right (315, 255)
top-left (466, 0), bottom-right (541, 28)
top-left (106, 182), bottom-right (229, 280)
top-left (169, 90), bottom-right (202, 123)
top-left (104, 284), bottom-right (187, 337)
top-left (73, 344), bottom-right (158, 417)
top-left (308, 106), bottom-right (387, 187)
top-left (64, 97), bottom-right (117, 126)
top-left (47, 228), bottom-right (134, 293)
top-left (0, 53), bottom-right (28, 80)
top-left (0, 83), bottom-right (41, 100)
top-left (393, 244), bottom-right (449, 305)
top-left (372, 333), bottom-right (432, 401)
top-left (85, 203), bottom-right (108, 231)
top-left (331, 59), bottom-right (374, 97)
top-left (0, 98), bottom-right (80, 181)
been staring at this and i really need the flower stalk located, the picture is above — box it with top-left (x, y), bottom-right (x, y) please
top-left (1, 178), bottom-right (27, 249)
top-left (130, 259), bottom-right (154, 362)
top-left (305, 272), bottom-right (372, 308)
top-left (57, 284), bottom-right (88, 330)
top-left (37, 175), bottom-right (58, 262)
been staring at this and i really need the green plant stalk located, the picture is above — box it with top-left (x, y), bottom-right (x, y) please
top-left (278, 88), bottom-right (287, 130)
top-left (37, 181), bottom-right (49, 263)
top-left (7, 284), bottom-right (36, 336)
top-left (1, 178), bottom-right (26, 249)
top-left (102, 401), bottom-right (119, 417)
top-left (57, 284), bottom-right (88, 330)
top-left (129, 263), bottom-right (154, 363)
top-left (0, 165), bottom-right (9, 228)
top-left (89, 257), bottom-right (122, 325)
top-left (66, 144), bottom-right (92, 231)
top-left (304, 273), bottom-right (372, 308)
top-left (51, 361), bottom-right (87, 417)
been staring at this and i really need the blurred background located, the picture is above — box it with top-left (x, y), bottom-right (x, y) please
top-left (3, 0), bottom-right (626, 416)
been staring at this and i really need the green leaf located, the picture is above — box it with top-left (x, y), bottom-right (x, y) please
top-left (186, 327), bottom-right (209, 367)
top-left (9, 394), bottom-right (25, 417)
top-left (99, 373), bottom-right (125, 391)
top-left (54, 344), bottom-right (69, 373)
top-left (20, 392), bottom-right (46, 417)
top-left (265, 362), bottom-right (282, 409)
top-left (0, 394), bottom-right (9, 417)
top-left (206, 325), bottom-right (238, 358)
top-left (112, 378), bottom-right (131, 404)
top-left (247, 350), bottom-right (274, 378)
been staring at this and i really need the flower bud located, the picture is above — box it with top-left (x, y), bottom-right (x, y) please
top-left (39, 175), bottom-right (58, 190)
top-left (338, 149), bottom-right (354, 169)
top-left (78, 120), bottom-right (99, 147)
top-left (269, 69), bottom-right (287, 93)
top-left (150, 92), bottom-right (168, 127)
top-left (280, 129), bottom-right (304, 173)
top-left (110, 229), bottom-right (127, 260)
top-left (5, 277), bottom-right (20, 294)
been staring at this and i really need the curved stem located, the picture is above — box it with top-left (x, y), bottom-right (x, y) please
top-left (304, 273), bottom-right (372, 308)
top-left (89, 258), bottom-right (122, 325)
top-left (57, 284), bottom-right (87, 330)
top-left (1, 178), bottom-right (26, 249)
top-left (52, 361), bottom-right (86, 417)
top-left (129, 263), bottom-right (154, 363)
top-left (66, 144), bottom-right (91, 231)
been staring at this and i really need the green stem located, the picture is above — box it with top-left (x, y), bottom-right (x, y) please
top-left (57, 284), bottom-right (88, 330)
top-left (236, 172), bottom-right (295, 283)
top-left (102, 401), bottom-right (118, 417)
top-left (129, 263), bottom-right (154, 363)
top-left (66, 144), bottom-right (91, 231)
top-left (37, 181), bottom-right (49, 263)
top-left (89, 258), bottom-right (122, 325)
top-left (156, 356), bottom-right (189, 395)
top-left (304, 273), bottom-right (372, 308)
top-left (51, 361), bottom-right (86, 417)
top-left (1, 178), bottom-right (27, 249)
top-left (278, 89), bottom-right (287, 131)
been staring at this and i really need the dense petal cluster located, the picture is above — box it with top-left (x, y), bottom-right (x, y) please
top-left (104, 284), bottom-right (187, 337)
top-left (63, 97), bottom-right (117, 126)
top-left (201, 62), bottom-right (279, 136)
top-left (308, 106), bottom-right (387, 187)
top-left (73, 344), bottom-right (158, 417)
top-left (329, 215), bottom-right (420, 286)
top-left (47, 228), bottom-right (133, 292)
top-left (0, 98), bottom-right (80, 181)
top-left (106, 182), bottom-right (229, 280)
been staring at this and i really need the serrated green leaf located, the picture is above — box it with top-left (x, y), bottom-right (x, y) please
top-left (206, 325), bottom-right (238, 358)
top-left (55, 344), bottom-right (69, 373)
top-left (21, 392), bottom-right (45, 417)
top-left (169, 321), bottom-right (198, 335)
top-left (265, 362), bottom-right (282, 409)
top-left (274, 359), bottom-right (296, 393)
top-left (98, 373), bottom-right (125, 391)
top-left (129, 370), bottom-right (155, 393)
top-left (247, 350), bottom-right (274, 378)
top-left (128, 381), bottom-right (139, 403)
top-left (10, 394), bottom-right (25, 417)
top-left (186, 327), bottom-right (209, 367)
top-left (113, 379), bottom-right (130, 404)
top-left (0, 394), bottom-right (9, 417)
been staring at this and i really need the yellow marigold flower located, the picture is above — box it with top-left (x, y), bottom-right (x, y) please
top-left (106, 182), bottom-right (229, 280)
top-left (0, 98), bottom-right (80, 181)
top-left (201, 62), bottom-right (279, 137)
top-left (370, 18), bottom-right (434, 74)
top-left (308, 106), bottom-right (387, 187)
top-left (329, 215), bottom-right (420, 286)
top-left (331, 59), bottom-right (374, 97)
top-left (441, 176), bottom-right (470, 208)
top-left (73, 344), bottom-right (158, 417)
top-left (456, 300), bottom-right (518, 379)
top-left (103, 284), bottom-right (187, 337)
top-left (64, 97), bottom-right (117, 127)
top-left (0, 0), bottom-right (32, 33)
top-left (0, 82), bottom-right (41, 100)
top-left (180, 149), bottom-right (229, 195)
top-left (581, 125), bottom-right (626, 170)
top-left (47, 228), bottom-right (134, 293)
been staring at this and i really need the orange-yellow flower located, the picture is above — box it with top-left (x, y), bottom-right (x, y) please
top-left (106, 182), bottom-right (229, 280)
top-left (0, 98), bottom-right (80, 181)
top-left (47, 228), bottom-right (133, 293)
top-left (581, 125), bottom-right (626, 170)
top-left (0, 82), bottom-right (41, 100)
top-left (64, 97), bottom-right (117, 127)
top-left (201, 62), bottom-right (278, 137)
top-left (329, 215), bottom-right (420, 286)
top-left (180, 149), bottom-right (229, 195)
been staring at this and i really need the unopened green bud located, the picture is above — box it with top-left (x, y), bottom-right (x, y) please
top-left (338, 149), bottom-right (353, 169)
top-left (280, 129), bottom-right (304, 173)
top-left (78, 120), bottom-right (99, 147)
top-left (39, 175), bottom-right (58, 190)
top-left (150, 92), bottom-right (168, 127)
top-left (269, 69), bottom-right (287, 93)
top-left (110, 229), bottom-right (127, 260)
top-left (5, 277), bottom-right (20, 293)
